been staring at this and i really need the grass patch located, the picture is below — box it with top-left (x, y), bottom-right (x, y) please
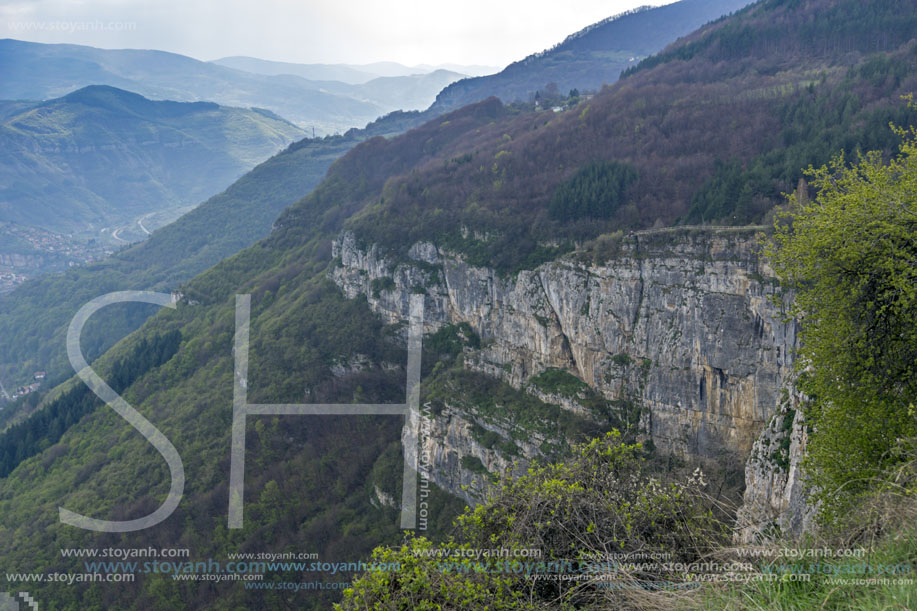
top-left (699, 525), bottom-right (917, 610)
top-left (529, 367), bottom-right (589, 397)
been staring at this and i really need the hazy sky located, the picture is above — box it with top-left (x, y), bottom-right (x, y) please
top-left (1, 0), bottom-right (674, 68)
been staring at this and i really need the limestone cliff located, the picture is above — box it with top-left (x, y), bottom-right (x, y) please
top-left (331, 226), bottom-right (803, 520)
top-left (735, 384), bottom-right (815, 543)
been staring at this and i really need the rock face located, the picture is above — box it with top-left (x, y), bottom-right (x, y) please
top-left (413, 404), bottom-right (543, 504)
top-left (735, 385), bottom-right (815, 543)
top-left (332, 227), bottom-right (802, 520)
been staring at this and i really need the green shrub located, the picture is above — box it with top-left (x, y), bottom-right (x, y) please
top-left (528, 367), bottom-right (589, 397)
top-left (460, 455), bottom-right (490, 475)
top-left (765, 121), bottom-right (917, 523)
top-left (370, 276), bottom-right (396, 298)
top-left (338, 431), bottom-right (727, 609)
top-left (425, 322), bottom-right (481, 360)
top-left (335, 537), bottom-right (533, 610)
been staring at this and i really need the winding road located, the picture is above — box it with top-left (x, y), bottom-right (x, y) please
top-left (137, 213), bottom-right (155, 235)
top-left (112, 227), bottom-right (129, 243)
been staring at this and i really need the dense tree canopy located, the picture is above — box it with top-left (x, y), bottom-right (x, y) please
top-left (765, 118), bottom-right (917, 520)
top-left (548, 160), bottom-right (638, 222)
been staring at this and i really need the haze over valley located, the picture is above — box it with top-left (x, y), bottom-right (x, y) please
top-left (1, 1), bottom-right (916, 609)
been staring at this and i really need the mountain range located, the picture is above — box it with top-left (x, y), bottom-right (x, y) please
top-left (0, 39), bottom-right (465, 133)
top-left (211, 56), bottom-right (497, 83)
top-left (431, 0), bottom-right (756, 110)
top-left (0, 85), bottom-right (305, 283)
top-left (0, 0), bottom-right (759, 385)
top-left (4, 1), bottom-right (916, 607)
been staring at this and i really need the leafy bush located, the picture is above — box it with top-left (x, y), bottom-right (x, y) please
top-left (765, 119), bottom-right (917, 522)
top-left (336, 537), bottom-right (532, 610)
top-left (529, 367), bottom-right (589, 397)
top-left (370, 276), bottom-right (396, 298)
top-left (425, 322), bottom-right (481, 361)
top-left (582, 230), bottom-right (625, 265)
top-left (338, 431), bottom-right (727, 609)
top-left (460, 455), bottom-right (491, 475)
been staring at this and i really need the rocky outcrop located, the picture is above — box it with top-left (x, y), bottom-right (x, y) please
top-left (332, 227), bottom-right (801, 512)
top-left (735, 385), bottom-right (815, 543)
top-left (412, 403), bottom-right (544, 504)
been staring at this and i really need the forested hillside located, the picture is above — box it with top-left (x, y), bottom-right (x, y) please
top-left (0, 86), bottom-right (304, 237)
top-left (431, 0), bottom-right (754, 110)
top-left (1, 1), bottom-right (916, 609)
top-left (303, 0), bottom-right (917, 275)
top-left (0, 108), bottom-right (428, 411)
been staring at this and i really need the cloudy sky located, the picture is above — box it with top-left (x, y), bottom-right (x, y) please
top-left (1, 0), bottom-right (674, 69)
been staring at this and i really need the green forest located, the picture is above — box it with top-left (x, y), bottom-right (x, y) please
top-left (1, 0), bottom-right (917, 609)
top-left (341, 124), bottom-right (917, 609)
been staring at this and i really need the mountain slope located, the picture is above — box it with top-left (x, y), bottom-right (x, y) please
top-left (0, 108), bottom-right (430, 406)
top-left (0, 39), bottom-right (384, 132)
top-left (0, 0), bottom-right (739, 390)
top-left (0, 85), bottom-right (304, 237)
top-left (0, 105), bottom-right (497, 605)
top-left (3, 2), bottom-right (917, 609)
top-left (431, 0), bottom-right (755, 110)
top-left (338, 0), bottom-right (917, 272)
top-left (0, 0), bottom-right (760, 392)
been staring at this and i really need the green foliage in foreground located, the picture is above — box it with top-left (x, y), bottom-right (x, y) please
top-left (765, 118), bottom-right (917, 522)
top-left (700, 449), bottom-right (917, 611)
top-left (337, 431), bottom-right (727, 610)
top-left (699, 525), bottom-right (917, 610)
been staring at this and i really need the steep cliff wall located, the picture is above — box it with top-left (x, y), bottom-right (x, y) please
top-left (735, 384), bottom-right (815, 543)
top-left (331, 227), bottom-right (801, 511)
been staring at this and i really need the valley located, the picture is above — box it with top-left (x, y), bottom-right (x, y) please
top-left (1, 0), bottom-right (916, 609)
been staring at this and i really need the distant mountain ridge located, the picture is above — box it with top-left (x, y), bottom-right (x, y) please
top-left (311, 70), bottom-right (467, 112)
top-left (211, 56), bottom-right (470, 112)
top-left (0, 39), bottom-right (383, 133)
top-left (431, 0), bottom-right (755, 110)
top-left (0, 84), bottom-right (304, 274)
top-left (0, 39), bottom-right (471, 133)
top-left (211, 56), bottom-right (497, 83)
